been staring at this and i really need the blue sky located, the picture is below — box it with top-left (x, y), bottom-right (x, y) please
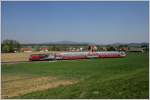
top-left (1, 1), bottom-right (149, 44)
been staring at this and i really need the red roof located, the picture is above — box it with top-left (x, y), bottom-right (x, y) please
top-left (40, 47), bottom-right (48, 50)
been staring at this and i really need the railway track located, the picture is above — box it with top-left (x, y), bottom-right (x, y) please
top-left (1, 58), bottom-right (96, 64)
top-left (1, 60), bottom-right (57, 64)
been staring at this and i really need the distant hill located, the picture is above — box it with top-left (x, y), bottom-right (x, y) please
top-left (21, 41), bottom-right (149, 47)
top-left (43, 41), bottom-right (93, 45)
top-left (55, 41), bottom-right (82, 44)
top-left (102, 42), bottom-right (149, 47)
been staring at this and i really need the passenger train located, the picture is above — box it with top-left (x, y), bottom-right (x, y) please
top-left (29, 51), bottom-right (126, 61)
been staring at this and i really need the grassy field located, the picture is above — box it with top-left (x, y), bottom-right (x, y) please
top-left (1, 52), bottom-right (149, 99)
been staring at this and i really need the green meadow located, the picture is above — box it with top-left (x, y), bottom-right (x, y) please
top-left (2, 52), bottom-right (149, 99)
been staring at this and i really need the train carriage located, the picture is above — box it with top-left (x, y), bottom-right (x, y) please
top-left (29, 51), bottom-right (126, 61)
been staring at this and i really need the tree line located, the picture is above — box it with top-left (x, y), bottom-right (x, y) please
top-left (1, 40), bottom-right (149, 53)
top-left (1, 40), bottom-right (21, 53)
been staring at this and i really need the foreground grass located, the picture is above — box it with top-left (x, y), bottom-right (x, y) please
top-left (2, 52), bottom-right (149, 99)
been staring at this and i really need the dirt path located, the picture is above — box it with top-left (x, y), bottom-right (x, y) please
top-left (2, 75), bottom-right (77, 98)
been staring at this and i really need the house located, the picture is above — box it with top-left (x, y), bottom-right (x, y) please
top-left (79, 47), bottom-right (83, 51)
top-left (39, 47), bottom-right (49, 52)
top-left (119, 47), bottom-right (129, 51)
top-left (88, 45), bottom-right (97, 52)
